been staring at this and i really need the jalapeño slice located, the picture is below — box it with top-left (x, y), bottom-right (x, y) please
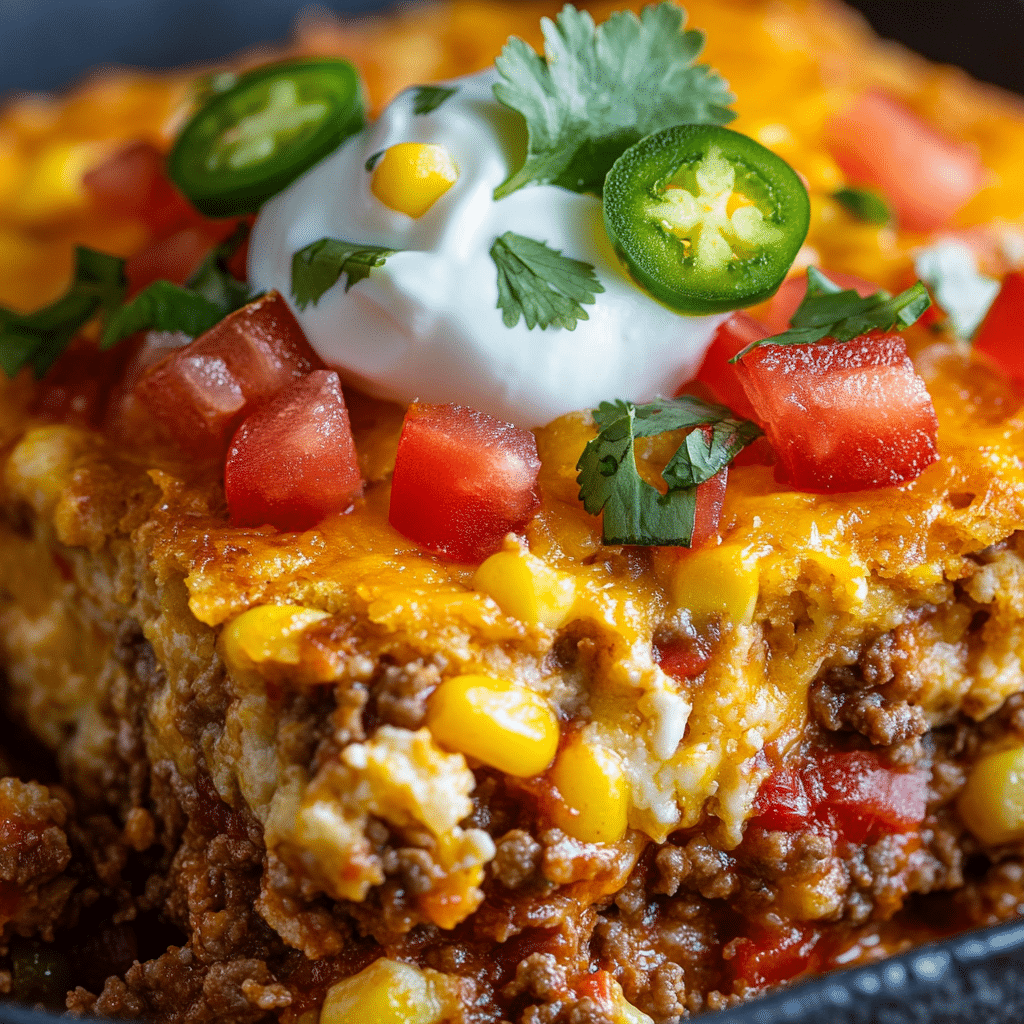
top-left (169, 59), bottom-right (365, 217)
top-left (603, 124), bottom-right (810, 315)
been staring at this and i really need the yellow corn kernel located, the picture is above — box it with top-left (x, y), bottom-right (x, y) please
top-left (319, 958), bottom-right (449, 1024)
top-left (220, 604), bottom-right (330, 674)
top-left (4, 425), bottom-right (91, 517)
top-left (549, 736), bottom-right (629, 845)
top-left (473, 548), bottom-right (577, 629)
top-left (427, 674), bottom-right (559, 777)
top-left (958, 746), bottom-right (1024, 846)
top-left (609, 978), bottom-right (655, 1024)
top-left (370, 143), bottom-right (459, 218)
top-left (669, 544), bottom-right (759, 624)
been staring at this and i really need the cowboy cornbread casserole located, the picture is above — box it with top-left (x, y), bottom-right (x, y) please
top-left (3, 1), bottom-right (1024, 1021)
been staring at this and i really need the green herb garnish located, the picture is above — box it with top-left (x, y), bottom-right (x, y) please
top-left (364, 150), bottom-right (385, 172)
top-left (490, 231), bottom-right (603, 331)
top-left (832, 186), bottom-right (892, 226)
top-left (102, 223), bottom-right (254, 348)
top-left (576, 396), bottom-right (761, 546)
top-left (732, 267), bottom-right (932, 359)
top-left (492, 2), bottom-right (735, 199)
top-left (0, 247), bottom-right (126, 378)
top-left (291, 237), bottom-right (399, 309)
top-left (411, 85), bottom-right (459, 115)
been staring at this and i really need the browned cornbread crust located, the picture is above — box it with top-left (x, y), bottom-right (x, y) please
top-left (4, 1), bottom-right (1024, 1021)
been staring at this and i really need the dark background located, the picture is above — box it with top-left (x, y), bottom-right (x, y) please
top-left (0, 0), bottom-right (1022, 97)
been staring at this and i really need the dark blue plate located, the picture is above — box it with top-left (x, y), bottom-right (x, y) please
top-left (1, 2), bottom-right (1023, 1022)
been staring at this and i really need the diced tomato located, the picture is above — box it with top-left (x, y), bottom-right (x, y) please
top-left (656, 637), bottom-right (711, 681)
top-left (826, 90), bottom-right (985, 232)
top-left (812, 751), bottom-right (928, 845)
top-left (575, 971), bottom-right (614, 1008)
top-left (225, 370), bottom-right (362, 531)
top-left (750, 769), bottom-right (811, 832)
top-left (135, 291), bottom-right (322, 458)
top-left (83, 141), bottom-right (197, 234)
top-left (29, 336), bottom-right (134, 428)
top-left (389, 403), bottom-right (541, 562)
top-left (755, 271), bottom-right (882, 335)
top-left (751, 751), bottom-right (927, 846)
top-left (973, 272), bottom-right (1024, 386)
top-left (691, 312), bottom-right (766, 420)
top-left (734, 331), bottom-right (939, 492)
top-left (125, 221), bottom-right (239, 292)
top-left (730, 923), bottom-right (819, 988)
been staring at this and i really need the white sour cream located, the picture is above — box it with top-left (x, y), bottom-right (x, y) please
top-left (248, 70), bottom-right (727, 427)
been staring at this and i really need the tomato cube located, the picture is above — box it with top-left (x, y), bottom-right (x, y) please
top-left (826, 90), bottom-right (985, 232)
top-left (691, 312), bottom-right (766, 420)
top-left (389, 403), bottom-right (541, 562)
top-left (751, 768), bottom-right (812, 832)
top-left (812, 751), bottom-right (927, 845)
top-left (973, 272), bottom-right (1024, 386)
top-left (135, 291), bottom-right (322, 457)
top-left (735, 332), bottom-right (939, 492)
top-left (655, 638), bottom-right (711, 681)
top-left (225, 370), bottom-right (362, 532)
top-left (730, 923), bottom-right (818, 988)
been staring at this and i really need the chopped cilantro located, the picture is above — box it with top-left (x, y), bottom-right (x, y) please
top-left (576, 396), bottom-right (761, 546)
top-left (411, 85), bottom-right (458, 115)
top-left (492, 2), bottom-right (735, 199)
top-left (102, 223), bottom-right (254, 348)
top-left (490, 231), bottom-right (603, 331)
top-left (364, 150), bottom-right (385, 172)
top-left (291, 237), bottom-right (398, 309)
top-left (0, 247), bottom-right (126, 378)
top-left (732, 268), bottom-right (932, 359)
top-left (832, 186), bottom-right (892, 225)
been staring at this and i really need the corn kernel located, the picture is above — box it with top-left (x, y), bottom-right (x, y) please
top-left (669, 544), bottom-right (759, 624)
top-left (427, 674), bottom-right (559, 777)
top-left (958, 746), bottom-right (1024, 846)
top-left (474, 548), bottom-right (577, 628)
top-left (549, 736), bottom-right (629, 844)
top-left (370, 143), bottom-right (459, 218)
top-left (319, 958), bottom-right (448, 1024)
top-left (221, 604), bottom-right (330, 674)
top-left (5, 425), bottom-right (91, 517)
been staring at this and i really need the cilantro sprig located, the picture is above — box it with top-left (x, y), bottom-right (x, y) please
top-left (411, 85), bottom-right (459, 115)
top-left (0, 248), bottom-right (126, 378)
top-left (732, 268), bottom-right (932, 360)
top-left (576, 396), bottom-right (761, 546)
top-left (291, 237), bottom-right (398, 309)
top-left (491, 231), bottom-right (603, 331)
top-left (493, 3), bottom-right (735, 199)
top-left (832, 186), bottom-right (891, 226)
top-left (102, 224), bottom-right (254, 348)
top-left (0, 227), bottom-right (254, 378)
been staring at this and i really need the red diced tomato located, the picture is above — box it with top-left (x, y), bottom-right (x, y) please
top-left (735, 332), bottom-right (939, 492)
top-left (813, 751), bottom-right (927, 845)
top-left (730, 924), bottom-right (819, 988)
top-left (225, 370), bottom-right (362, 532)
top-left (691, 312), bottom-right (766, 420)
top-left (656, 637), bottom-right (711, 681)
top-left (575, 971), bottom-right (614, 1008)
top-left (826, 90), bottom-right (985, 232)
top-left (83, 142), bottom-right (197, 234)
top-left (389, 403), bottom-right (541, 562)
top-left (135, 291), bottom-right (321, 458)
top-left (751, 768), bottom-right (812, 832)
top-left (30, 336), bottom-right (134, 428)
top-left (755, 271), bottom-right (882, 335)
top-left (125, 221), bottom-right (238, 292)
top-left (973, 272), bottom-right (1024, 386)
top-left (692, 464), bottom-right (727, 548)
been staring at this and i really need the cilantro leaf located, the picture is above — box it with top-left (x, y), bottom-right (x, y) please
top-left (291, 237), bottom-right (398, 309)
top-left (832, 186), bottom-right (892, 225)
top-left (576, 396), bottom-right (761, 546)
top-left (101, 223), bottom-right (254, 349)
top-left (732, 267), bottom-right (932, 359)
top-left (0, 247), bottom-right (126, 378)
top-left (490, 231), bottom-right (603, 331)
top-left (364, 150), bottom-right (384, 172)
top-left (411, 85), bottom-right (458, 115)
top-left (492, 2), bottom-right (735, 199)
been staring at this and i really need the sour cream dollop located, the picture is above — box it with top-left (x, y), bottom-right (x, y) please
top-left (249, 70), bottom-right (728, 427)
